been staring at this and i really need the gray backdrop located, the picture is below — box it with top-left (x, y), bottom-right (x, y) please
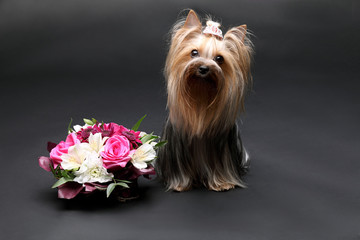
top-left (0, 0), bottom-right (359, 239)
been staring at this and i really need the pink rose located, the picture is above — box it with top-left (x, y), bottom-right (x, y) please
top-left (101, 135), bottom-right (133, 170)
top-left (50, 133), bottom-right (80, 168)
top-left (65, 132), bottom-right (80, 145)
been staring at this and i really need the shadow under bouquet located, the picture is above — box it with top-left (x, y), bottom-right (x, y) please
top-left (39, 116), bottom-right (165, 201)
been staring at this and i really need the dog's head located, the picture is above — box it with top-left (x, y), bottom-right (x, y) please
top-left (165, 10), bottom-right (253, 137)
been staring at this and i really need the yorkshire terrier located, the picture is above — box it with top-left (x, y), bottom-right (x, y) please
top-left (157, 10), bottom-right (253, 191)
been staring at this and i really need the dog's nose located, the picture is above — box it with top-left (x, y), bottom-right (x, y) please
top-left (198, 66), bottom-right (209, 75)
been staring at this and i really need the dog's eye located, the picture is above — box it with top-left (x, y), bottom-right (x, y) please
top-left (191, 50), bottom-right (199, 58)
top-left (214, 55), bottom-right (224, 65)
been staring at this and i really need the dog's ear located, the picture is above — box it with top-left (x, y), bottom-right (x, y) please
top-left (183, 10), bottom-right (201, 29)
top-left (224, 24), bottom-right (247, 43)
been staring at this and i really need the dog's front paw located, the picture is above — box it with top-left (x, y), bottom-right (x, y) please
top-left (172, 184), bottom-right (192, 192)
top-left (208, 182), bottom-right (236, 192)
top-left (166, 177), bottom-right (192, 192)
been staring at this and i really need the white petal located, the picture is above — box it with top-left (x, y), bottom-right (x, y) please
top-left (73, 125), bottom-right (82, 132)
top-left (73, 152), bottom-right (113, 184)
top-left (60, 143), bottom-right (93, 170)
top-left (133, 161), bottom-right (148, 170)
top-left (88, 133), bottom-right (108, 153)
top-left (130, 143), bottom-right (156, 169)
top-left (60, 154), bottom-right (80, 170)
top-left (139, 143), bottom-right (156, 155)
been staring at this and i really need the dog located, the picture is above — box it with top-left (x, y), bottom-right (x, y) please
top-left (157, 10), bottom-right (253, 191)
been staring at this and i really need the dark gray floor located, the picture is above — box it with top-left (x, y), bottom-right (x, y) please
top-left (1, 1), bottom-right (359, 239)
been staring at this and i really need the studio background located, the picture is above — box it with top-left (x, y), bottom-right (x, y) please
top-left (0, 0), bottom-right (358, 240)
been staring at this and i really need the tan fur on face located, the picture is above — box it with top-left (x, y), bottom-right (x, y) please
top-left (165, 15), bottom-right (253, 138)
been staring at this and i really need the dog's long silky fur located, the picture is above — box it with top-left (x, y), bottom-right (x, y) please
top-left (157, 10), bottom-right (253, 191)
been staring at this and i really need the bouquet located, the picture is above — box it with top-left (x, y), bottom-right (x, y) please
top-left (39, 116), bottom-right (165, 200)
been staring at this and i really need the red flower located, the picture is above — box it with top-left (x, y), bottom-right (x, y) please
top-left (118, 125), bottom-right (142, 149)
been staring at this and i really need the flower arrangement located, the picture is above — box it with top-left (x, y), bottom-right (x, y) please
top-left (39, 116), bottom-right (165, 200)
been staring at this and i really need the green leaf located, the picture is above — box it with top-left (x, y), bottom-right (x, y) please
top-left (106, 182), bottom-right (130, 198)
top-left (141, 134), bottom-right (159, 144)
top-left (83, 118), bottom-right (94, 125)
top-left (106, 183), bottom-right (116, 198)
top-left (140, 135), bottom-right (151, 143)
top-left (115, 182), bottom-right (129, 188)
top-left (131, 114), bottom-right (147, 131)
top-left (52, 177), bottom-right (72, 188)
top-left (91, 118), bottom-right (97, 124)
top-left (95, 186), bottom-right (107, 191)
top-left (53, 165), bottom-right (62, 179)
top-left (155, 141), bottom-right (167, 148)
top-left (49, 163), bottom-right (56, 176)
top-left (99, 121), bottom-right (104, 130)
top-left (61, 170), bottom-right (75, 179)
top-left (61, 170), bottom-right (68, 178)
top-left (67, 118), bottom-right (73, 133)
top-left (114, 179), bottom-right (132, 183)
